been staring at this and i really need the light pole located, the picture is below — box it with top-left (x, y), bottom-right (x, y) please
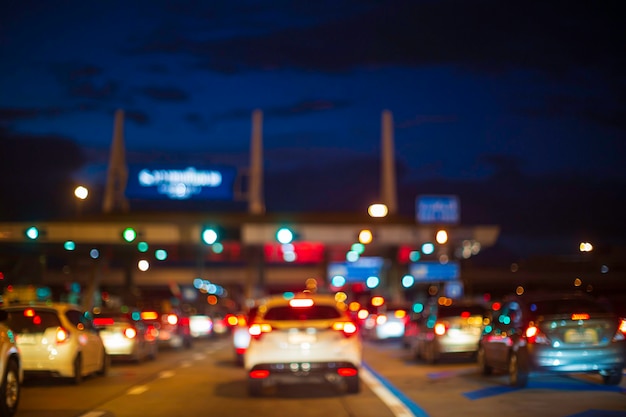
top-left (74, 185), bottom-right (89, 216)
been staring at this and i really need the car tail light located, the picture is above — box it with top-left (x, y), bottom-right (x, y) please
top-left (249, 369), bottom-right (270, 379)
top-left (612, 318), bottom-right (626, 342)
top-left (124, 327), bottom-right (137, 339)
top-left (337, 367), bottom-right (358, 377)
top-left (93, 318), bottom-right (115, 327)
top-left (332, 321), bottom-right (358, 337)
top-left (56, 327), bottom-right (70, 344)
top-left (145, 325), bottom-right (159, 341)
top-left (249, 323), bottom-right (272, 340)
top-left (525, 324), bottom-right (549, 344)
top-left (434, 322), bottom-right (447, 336)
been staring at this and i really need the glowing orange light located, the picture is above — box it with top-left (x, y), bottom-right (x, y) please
top-left (434, 323), bottom-right (447, 336)
top-left (571, 313), bottom-right (590, 320)
top-left (141, 311), bottom-right (159, 321)
top-left (371, 296), bottom-right (385, 307)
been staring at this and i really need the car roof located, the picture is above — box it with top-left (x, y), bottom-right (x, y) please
top-left (259, 292), bottom-right (347, 310)
top-left (2, 302), bottom-right (83, 311)
top-left (503, 290), bottom-right (599, 304)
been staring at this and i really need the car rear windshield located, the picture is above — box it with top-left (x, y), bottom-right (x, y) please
top-left (4, 309), bottom-right (62, 333)
top-left (438, 305), bottom-right (486, 318)
top-left (528, 298), bottom-right (614, 318)
top-left (264, 305), bottom-right (342, 321)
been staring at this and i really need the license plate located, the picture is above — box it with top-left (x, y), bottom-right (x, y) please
top-left (564, 329), bottom-right (598, 344)
top-left (288, 333), bottom-right (316, 344)
top-left (17, 334), bottom-right (37, 344)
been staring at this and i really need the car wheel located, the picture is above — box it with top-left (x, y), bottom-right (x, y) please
top-left (424, 342), bottom-right (438, 364)
top-left (97, 352), bottom-right (110, 376)
top-left (476, 346), bottom-right (492, 375)
top-left (149, 345), bottom-right (158, 361)
top-left (602, 370), bottom-right (622, 385)
top-left (508, 350), bottom-right (528, 388)
top-left (0, 358), bottom-right (20, 417)
top-left (71, 355), bottom-right (83, 385)
top-left (235, 353), bottom-right (244, 367)
top-left (184, 336), bottom-right (193, 350)
top-left (345, 375), bottom-right (360, 394)
top-left (248, 377), bottom-right (263, 397)
top-left (410, 341), bottom-right (421, 361)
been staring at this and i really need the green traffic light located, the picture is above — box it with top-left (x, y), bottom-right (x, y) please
top-left (202, 228), bottom-right (218, 245)
top-left (25, 226), bottom-right (39, 240)
top-left (276, 227), bottom-right (294, 244)
top-left (122, 227), bottom-right (137, 242)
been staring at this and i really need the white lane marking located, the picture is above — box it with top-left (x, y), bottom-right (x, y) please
top-left (77, 412), bottom-right (107, 417)
top-left (193, 353), bottom-right (206, 360)
top-left (360, 367), bottom-right (416, 417)
top-left (180, 361), bottom-right (192, 368)
top-left (159, 370), bottom-right (175, 378)
top-left (127, 385), bottom-right (149, 395)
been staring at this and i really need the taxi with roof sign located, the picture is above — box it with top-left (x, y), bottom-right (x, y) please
top-left (244, 292), bottom-right (362, 396)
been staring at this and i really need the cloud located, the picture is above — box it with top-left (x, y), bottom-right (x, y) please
top-left (138, 86), bottom-right (189, 102)
top-left (126, 1), bottom-right (624, 79)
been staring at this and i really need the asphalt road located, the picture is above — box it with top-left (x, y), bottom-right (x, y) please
top-left (16, 336), bottom-right (626, 417)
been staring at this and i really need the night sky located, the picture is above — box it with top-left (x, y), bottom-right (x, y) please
top-left (1, 1), bottom-right (625, 258)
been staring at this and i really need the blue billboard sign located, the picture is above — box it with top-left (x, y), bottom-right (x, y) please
top-left (327, 257), bottom-right (385, 283)
top-left (126, 165), bottom-right (237, 200)
top-left (416, 195), bottom-right (460, 224)
top-left (409, 261), bottom-right (460, 282)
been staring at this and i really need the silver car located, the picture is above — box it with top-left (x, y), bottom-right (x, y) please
top-left (407, 299), bottom-right (487, 363)
top-left (478, 291), bottom-right (625, 387)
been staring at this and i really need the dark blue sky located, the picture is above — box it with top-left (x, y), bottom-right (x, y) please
top-left (1, 1), bottom-right (625, 256)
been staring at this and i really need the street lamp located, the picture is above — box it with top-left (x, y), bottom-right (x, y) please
top-left (74, 185), bottom-right (89, 216)
top-left (368, 203), bottom-right (388, 218)
top-left (579, 242), bottom-right (593, 252)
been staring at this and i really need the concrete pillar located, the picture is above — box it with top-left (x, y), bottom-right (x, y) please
top-left (381, 110), bottom-right (397, 215)
top-left (248, 109), bottom-right (265, 215)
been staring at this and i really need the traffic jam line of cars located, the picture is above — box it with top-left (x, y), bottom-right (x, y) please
top-left (1, 289), bottom-right (625, 417)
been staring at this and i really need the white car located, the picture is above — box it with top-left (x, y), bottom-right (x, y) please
top-left (189, 315), bottom-right (213, 339)
top-left (244, 293), bottom-right (362, 396)
top-left (0, 309), bottom-right (22, 417)
top-left (93, 310), bottom-right (158, 363)
top-left (3, 303), bottom-right (108, 384)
